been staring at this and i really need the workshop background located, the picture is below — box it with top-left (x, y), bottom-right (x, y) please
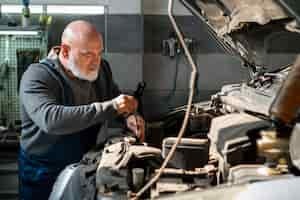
top-left (1, 0), bottom-right (300, 120)
top-left (1, 0), bottom-right (300, 199)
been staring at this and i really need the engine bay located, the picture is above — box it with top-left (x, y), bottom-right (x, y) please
top-left (47, 60), bottom-right (300, 199)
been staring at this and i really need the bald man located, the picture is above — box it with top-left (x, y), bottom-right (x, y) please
top-left (18, 20), bottom-right (144, 200)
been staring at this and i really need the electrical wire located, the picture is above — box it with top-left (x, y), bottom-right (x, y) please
top-left (165, 52), bottom-right (180, 108)
top-left (133, 0), bottom-right (198, 198)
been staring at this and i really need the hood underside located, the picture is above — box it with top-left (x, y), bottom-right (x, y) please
top-left (180, 0), bottom-right (300, 73)
top-left (186, 0), bottom-right (289, 35)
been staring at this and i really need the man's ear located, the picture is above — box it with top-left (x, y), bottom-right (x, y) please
top-left (61, 44), bottom-right (70, 59)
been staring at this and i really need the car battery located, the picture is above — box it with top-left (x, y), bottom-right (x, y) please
top-left (162, 137), bottom-right (209, 170)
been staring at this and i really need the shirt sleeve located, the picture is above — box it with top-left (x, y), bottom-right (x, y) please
top-left (20, 64), bottom-right (119, 135)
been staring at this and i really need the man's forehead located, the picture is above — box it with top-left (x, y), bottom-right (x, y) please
top-left (76, 37), bottom-right (103, 52)
top-left (79, 48), bottom-right (104, 53)
top-left (73, 31), bottom-right (102, 45)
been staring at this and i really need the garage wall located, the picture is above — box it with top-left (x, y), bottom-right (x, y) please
top-left (0, 0), bottom-right (249, 119)
top-left (142, 0), bottom-right (248, 119)
top-left (1, 0), bottom-right (300, 119)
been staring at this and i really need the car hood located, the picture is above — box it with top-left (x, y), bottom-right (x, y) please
top-left (180, 0), bottom-right (300, 74)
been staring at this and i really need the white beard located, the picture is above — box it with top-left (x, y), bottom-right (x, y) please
top-left (67, 53), bottom-right (99, 82)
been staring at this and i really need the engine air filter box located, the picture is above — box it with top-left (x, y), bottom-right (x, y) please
top-left (162, 137), bottom-right (209, 170)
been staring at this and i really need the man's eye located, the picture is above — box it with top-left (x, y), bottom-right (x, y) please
top-left (81, 53), bottom-right (92, 58)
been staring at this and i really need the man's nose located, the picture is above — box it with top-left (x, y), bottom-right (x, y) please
top-left (91, 54), bottom-right (101, 65)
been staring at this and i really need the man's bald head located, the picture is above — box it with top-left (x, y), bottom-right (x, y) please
top-left (61, 20), bottom-right (102, 46)
top-left (59, 20), bottom-right (103, 82)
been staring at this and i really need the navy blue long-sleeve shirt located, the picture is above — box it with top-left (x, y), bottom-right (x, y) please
top-left (19, 58), bottom-right (123, 166)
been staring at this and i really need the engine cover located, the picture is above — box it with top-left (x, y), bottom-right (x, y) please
top-left (208, 113), bottom-right (271, 179)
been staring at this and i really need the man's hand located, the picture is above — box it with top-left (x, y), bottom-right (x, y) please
top-left (114, 94), bottom-right (138, 115)
top-left (126, 114), bottom-right (145, 142)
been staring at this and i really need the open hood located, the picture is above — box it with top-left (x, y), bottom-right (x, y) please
top-left (180, 0), bottom-right (300, 75)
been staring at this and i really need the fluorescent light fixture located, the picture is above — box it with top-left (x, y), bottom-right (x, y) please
top-left (1, 5), bottom-right (43, 14)
top-left (1, 5), bottom-right (104, 15)
top-left (47, 5), bottom-right (105, 15)
top-left (0, 31), bottom-right (39, 35)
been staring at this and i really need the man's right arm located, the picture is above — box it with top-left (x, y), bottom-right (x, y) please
top-left (20, 65), bottom-right (120, 135)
